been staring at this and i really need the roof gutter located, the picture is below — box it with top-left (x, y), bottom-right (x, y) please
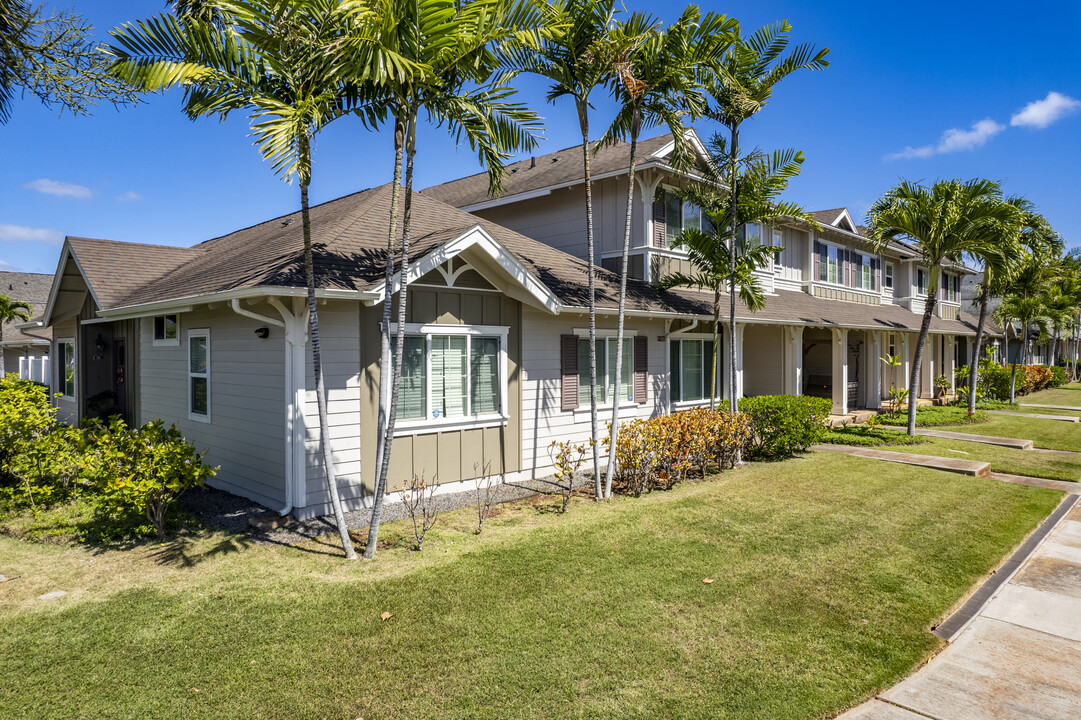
top-left (95, 286), bottom-right (378, 321)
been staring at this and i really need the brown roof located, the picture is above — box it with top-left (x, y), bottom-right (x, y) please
top-left (63, 183), bottom-right (982, 336)
top-left (421, 133), bottom-right (679, 208)
top-left (1, 271), bottom-right (54, 345)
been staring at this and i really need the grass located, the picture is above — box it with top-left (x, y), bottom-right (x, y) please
top-left (0, 453), bottom-right (1063, 720)
top-left (877, 406), bottom-right (988, 427)
top-left (941, 414), bottom-right (1081, 453)
top-left (821, 425), bottom-right (928, 447)
top-left (913, 436), bottom-right (1081, 482)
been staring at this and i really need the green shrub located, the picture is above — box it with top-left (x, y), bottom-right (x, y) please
top-left (981, 365), bottom-right (1013, 401)
top-left (87, 418), bottom-right (217, 539)
top-left (1048, 366), bottom-right (1067, 388)
top-left (738, 395), bottom-right (831, 459)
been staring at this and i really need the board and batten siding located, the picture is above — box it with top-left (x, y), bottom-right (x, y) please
top-left (520, 307), bottom-right (667, 478)
top-left (139, 306), bottom-right (287, 510)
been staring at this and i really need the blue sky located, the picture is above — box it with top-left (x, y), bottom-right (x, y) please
top-left (2, 0), bottom-right (1080, 275)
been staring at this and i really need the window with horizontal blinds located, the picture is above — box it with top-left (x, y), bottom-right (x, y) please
top-left (432, 335), bottom-right (467, 418)
top-left (398, 336), bottom-right (427, 420)
top-left (396, 332), bottom-right (502, 422)
top-left (669, 339), bottom-right (718, 403)
top-left (574, 337), bottom-right (635, 406)
top-left (470, 337), bottom-right (499, 414)
top-left (606, 338), bottom-right (633, 404)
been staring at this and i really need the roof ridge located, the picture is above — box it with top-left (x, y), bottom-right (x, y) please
top-left (67, 236), bottom-right (198, 253)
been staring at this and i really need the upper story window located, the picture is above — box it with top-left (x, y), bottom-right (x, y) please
top-left (943, 273), bottom-right (960, 303)
top-left (916, 268), bottom-right (928, 296)
top-left (854, 253), bottom-right (876, 291)
top-left (154, 314), bottom-right (180, 346)
top-left (884, 262), bottom-right (895, 290)
top-left (396, 325), bottom-right (507, 424)
top-left (818, 242), bottom-right (841, 284)
top-left (659, 190), bottom-right (711, 248)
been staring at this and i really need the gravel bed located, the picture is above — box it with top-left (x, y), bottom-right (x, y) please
top-left (178, 476), bottom-right (590, 547)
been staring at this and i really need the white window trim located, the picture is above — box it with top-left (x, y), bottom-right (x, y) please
top-left (816, 238), bottom-right (844, 287)
top-left (57, 337), bottom-right (76, 399)
top-left (572, 328), bottom-right (639, 338)
top-left (571, 333), bottom-right (639, 409)
top-left (393, 322), bottom-right (509, 432)
top-left (854, 252), bottom-right (877, 291)
top-left (153, 313), bottom-right (181, 347)
top-left (188, 328), bottom-right (210, 423)
top-left (883, 262), bottom-right (895, 291)
top-left (668, 335), bottom-right (723, 405)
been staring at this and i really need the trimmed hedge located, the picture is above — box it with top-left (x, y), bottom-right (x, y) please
top-left (738, 395), bottom-right (832, 459)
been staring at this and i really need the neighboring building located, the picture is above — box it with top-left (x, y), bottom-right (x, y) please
top-left (38, 131), bottom-right (989, 519)
top-left (0, 271), bottom-right (52, 384)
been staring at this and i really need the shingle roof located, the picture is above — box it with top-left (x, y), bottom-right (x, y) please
top-left (1, 271), bottom-right (54, 345)
top-left (63, 183), bottom-right (982, 337)
top-left (421, 133), bottom-right (678, 208)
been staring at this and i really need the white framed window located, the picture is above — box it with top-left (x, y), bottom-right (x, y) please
top-left (578, 336), bottom-right (634, 405)
top-left (855, 253), bottom-right (876, 291)
top-left (57, 338), bottom-right (75, 398)
top-left (153, 314), bottom-right (180, 346)
top-left (661, 190), bottom-right (711, 248)
top-left (394, 323), bottom-right (508, 431)
top-left (916, 268), bottom-right (928, 296)
top-left (943, 273), bottom-right (960, 303)
top-left (817, 241), bottom-right (841, 284)
top-left (888, 333), bottom-right (897, 358)
top-left (670, 338), bottom-right (721, 403)
top-left (188, 329), bottom-right (210, 421)
top-left (884, 262), bottom-right (894, 290)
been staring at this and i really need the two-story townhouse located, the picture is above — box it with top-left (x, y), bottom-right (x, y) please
top-left (423, 131), bottom-right (990, 418)
top-left (0, 271), bottom-right (52, 383)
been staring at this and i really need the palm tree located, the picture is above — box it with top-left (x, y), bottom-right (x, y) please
top-left (704, 20), bottom-right (828, 414)
top-left (364, 0), bottom-right (544, 559)
top-left (0, 295), bottom-right (34, 377)
top-left (867, 179), bottom-right (1017, 434)
top-left (511, 0), bottom-right (619, 499)
top-left (598, 6), bottom-right (735, 498)
top-left (963, 198), bottom-right (1058, 415)
top-left (658, 140), bottom-right (817, 409)
top-left (107, 0), bottom-right (416, 560)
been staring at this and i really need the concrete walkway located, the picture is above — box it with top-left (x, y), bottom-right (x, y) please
top-left (914, 428), bottom-right (1033, 450)
top-left (839, 496), bottom-right (1081, 719)
top-left (814, 444), bottom-right (991, 477)
top-left (1021, 402), bottom-right (1081, 412)
top-left (988, 410), bottom-right (1080, 423)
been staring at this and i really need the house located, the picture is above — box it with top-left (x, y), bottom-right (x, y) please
top-left (38, 132), bottom-right (987, 519)
top-left (0, 271), bottom-right (52, 384)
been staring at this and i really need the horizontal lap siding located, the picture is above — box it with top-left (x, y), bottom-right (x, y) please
top-left (303, 301), bottom-right (364, 509)
top-left (520, 308), bottom-right (667, 478)
top-left (139, 306), bottom-right (287, 508)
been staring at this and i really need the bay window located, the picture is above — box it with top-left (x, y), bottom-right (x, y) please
top-left (396, 325), bottom-right (507, 425)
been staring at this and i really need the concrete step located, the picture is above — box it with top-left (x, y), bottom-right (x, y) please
top-left (814, 444), bottom-right (992, 477)
top-left (1020, 403), bottom-right (1081, 412)
top-left (988, 472), bottom-right (1081, 495)
top-left (988, 410), bottom-right (1079, 423)
top-left (914, 428), bottom-right (1034, 450)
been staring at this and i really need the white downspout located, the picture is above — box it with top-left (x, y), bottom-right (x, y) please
top-left (268, 297), bottom-right (309, 516)
top-left (229, 298), bottom-right (295, 516)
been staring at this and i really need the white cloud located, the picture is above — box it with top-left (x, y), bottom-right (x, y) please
top-left (0, 259), bottom-right (14, 270)
top-left (1011, 91), bottom-right (1081, 129)
top-left (0, 224), bottom-right (64, 245)
top-left (116, 190), bottom-right (142, 202)
top-left (886, 118), bottom-right (1005, 160)
top-left (23, 178), bottom-right (92, 198)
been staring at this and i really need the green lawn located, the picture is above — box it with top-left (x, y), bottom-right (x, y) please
top-left (0, 453), bottom-right (1062, 720)
top-left (1011, 382), bottom-right (1081, 415)
top-left (943, 414), bottom-right (1081, 452)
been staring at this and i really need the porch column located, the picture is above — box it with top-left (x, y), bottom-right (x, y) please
top-left (831, 327), bottom-right (849, 415)
top-left (867, 332), bottom-right (883, 409)
top-left (944, 335), bottom-right (956, 394)
top-left (733, 323), bottom-right (745, 401)
top-left (920, 335), bottom-right (936, 399)
top-left (784, 325), bottom-right (804, 395)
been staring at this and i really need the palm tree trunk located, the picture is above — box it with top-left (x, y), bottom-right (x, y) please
top-left (300, 139), bottom-right (356, 561)
top-left (968, 283), bottom-right (990, 415)
top-left (366, 113), bottom-right (406, 557)
top-left (907, 290), bottom-right (937, 435)
top-left (710, 288), bottom-right (720, 411)
top-left (0, 328), bottom-right (5, 378)
top-left (366, 110), bottom-right (418, 560)
top-left (728, 124), bottom-right (739, 416)
top-left (604, 119), bottom-right (639, 500)
top-left (577, 100), bottom-right (601, 500)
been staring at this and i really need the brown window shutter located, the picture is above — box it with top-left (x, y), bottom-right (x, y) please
top-left (813, 240), bottom-right (821, 280)
top-left (652, 193), bottom-right (666, 248)
top-left (633, 335), bottom-right (648, 403)
top-left (561, 334), bottom-right (579, 411)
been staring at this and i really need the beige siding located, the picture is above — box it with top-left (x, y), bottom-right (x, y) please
top-left (939, 304), bottom-right (960, 321)
top-left (813, 285), bottom-right (881, 305)
top-left (475, 186), bottom-right (587, 259)
top-left (651, 255), bottom-right (693, 283)
top-left (777, 228), bottom-right (807, 281)
top-left (140, 305), bottom-right (287, 509)
top-left (742, 324), bottom-right (784, 397)
top-left (51, 317), bottom-right (79, 424)
top-left (520, 308), bottom-right (667, 478)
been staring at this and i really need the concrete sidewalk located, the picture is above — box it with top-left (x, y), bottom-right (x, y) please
top-left (839, 496), bottom-right (1081, 719)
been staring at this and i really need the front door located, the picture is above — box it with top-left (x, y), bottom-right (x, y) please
top-left (112, 338), bottom-right (128, 423)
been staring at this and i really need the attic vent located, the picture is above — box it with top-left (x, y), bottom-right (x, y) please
top-left (529, 157), bottom-right (536, 169)
top-left (281, 218), bottom-right (294, 226)
top-left (511, 167), bottom-right (518, 174)
top-left (551, 156), bottom-right (561, 163)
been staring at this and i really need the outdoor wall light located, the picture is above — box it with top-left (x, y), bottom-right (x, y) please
top-left (95, 335), bottom-right (106, 353)
top-left (254, 327), bottom-right (270, 339)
